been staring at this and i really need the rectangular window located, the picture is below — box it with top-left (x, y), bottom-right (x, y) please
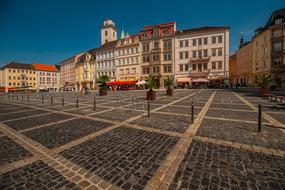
top-left (192, 51), bottom-right (197, 58)
top-left (185, 40), bottom-right (189, 47)
top-left (164, 53), bottom-right (172, 61)
top-left (198, 63), bottom-right (202, 71)
top-left (164, 40), bottom-right (172, 49)
top-left (218, 61), bottom-right (222, 69)
top-left (218, 36), bottom-right (223, 43)
top-left (185, 64), bottom-right (188, 71)
top-left (180, 41), bottom-right (183, 48)
top-left (212, 62), bottom-right (216, 69)
top-left (192, 39), bottom-right (196, 46)
top-left (204, 38), bottom-right (208, 45)
top-left (143, 43), bottom-right (150, 52)
top-left (185, 51), bottom-right (189, 59)
top-left (212, 49), bottom-right (216, 56)
top-left (180, 65), bottom-right (183, 72)
top-left (273, 42), bottom-right (282, 52)
top-left (212, 36), bottom-right (216, 44)
top-left (198, 38), bottom-right (202, 45)
top-left (180, 52), bottom-right (183, 59)
top-left (203, 63), bottom-right (207, 70)
top-left (164, 65), bottom-right (171, 73)
top-left (198, 50), bottom-right (202, 58)
top-left (203, 50), bottom-right (208, 57)
top-left (273, 29), bottom-right (282, 38)
top-left (192, 64), bottom-right (196, 71)
top-left (152, 54), bottom-right (160, 61)
top-left (218, 48), bottom-right (223, 56)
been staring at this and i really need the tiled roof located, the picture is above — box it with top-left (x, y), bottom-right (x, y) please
top-left (98, 40), bottom-right (117, 50)
top-left (143, 22), bottom-right (176, 30)
top-left (265, 8), bottom-right (285, 27)
top-left (1, 62), bottom-right (34, 70)
top-left (176, 26), bottom-right (230, 35)
top-left (32, 63), bottom-right (58, 72)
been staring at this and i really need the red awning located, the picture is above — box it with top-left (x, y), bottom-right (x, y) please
top-left (106, 81), bottom-right (137, 85)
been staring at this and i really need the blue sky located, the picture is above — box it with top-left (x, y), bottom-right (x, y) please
top-left (0, 0), bottom-right (284, 66)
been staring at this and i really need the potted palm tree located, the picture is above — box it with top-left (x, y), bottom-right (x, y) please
top-left (146, 74), bottom-right (157, 100)
top-left (165, 75), bottom-right (175, 96)
top-left (256, 74), bottom-right (271, 97)
top-left (97, 75), bottom-right (109, 96)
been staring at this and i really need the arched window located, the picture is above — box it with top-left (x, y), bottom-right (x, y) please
top-left (105, 30), bottom-right (108, 36)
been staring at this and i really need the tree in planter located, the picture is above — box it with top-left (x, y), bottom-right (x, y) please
top-left (145, 74), bottom-right (157, 100)
top-left (164, 75), bottom-right (175, 96)
top-left (97, 75), bottom-right (109, 96)
top-left (256, 74), bottom-right (271, 97)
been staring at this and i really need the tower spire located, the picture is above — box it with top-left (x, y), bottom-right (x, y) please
top-left (240, 32), bottom-right (244, 48)
top-left (120, 28), bottom-right (125, 39)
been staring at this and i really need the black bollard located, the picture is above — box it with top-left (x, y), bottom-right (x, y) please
top-left (148, 100), bottom-right (150, 118)
top-left (76, 98), bottom-right (78, 108)
top-left (191, 101), bottom-right (194, 124)
top-left (93, 96), bottom-right (96, 110)
top-left (62, 97), bottom-right (64, 106)
top-left (258, 104), bottom-right (262, 132)
top-left (22, 95), bottom-right (23, 101)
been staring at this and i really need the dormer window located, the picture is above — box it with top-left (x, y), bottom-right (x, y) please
top-left (105, 30), bottom-right (108, 36)
top-left (164, 29), bottom-right (169, 35)
top-left (275, 18), bottom-right (283, 25)
top-left (154, 29), bottom-right (159, 37)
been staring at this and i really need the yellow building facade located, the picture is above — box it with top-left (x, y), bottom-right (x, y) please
top-left (0, 62), bottom-right (36, 92)
top-left (76, 52), bottom-right (96, 90)
top-left (252, 29), bottom-right (271, 83)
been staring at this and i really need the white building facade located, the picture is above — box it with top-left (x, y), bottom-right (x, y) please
top-left (96, 41), bottom-right (117, 80)
top-left (175, 27), bottom-right (230, 87)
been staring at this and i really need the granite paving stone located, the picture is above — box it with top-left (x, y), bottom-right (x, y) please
top-left (65, 106), bottom-right (109, 115)
top-left (210, 103), bottom-right (252, 110)
top-left (60, 127), bottom-right (179, 190)
top-left (23, 118), bottom-right (112, 148)
top-left (4, 113), bottom-right (73, 131)
top-left (206, 109), bottom-right (267, 122)
top-left (0, 109), bottom-right (48, 122)
top-left (130, 113), bottom-right (191, 133)
top-left (0, 136), bottom-right (33, 165)
top-left (0, 160), bottom-right (80, 190)
top-left (94, 109), bottom-right (143, 121)
top-left (197, 118), bottom-right (285, 150)
top-left (159, 105), bottom-right (202, 116)
top-left (169, 140), bottom-right (285, 190)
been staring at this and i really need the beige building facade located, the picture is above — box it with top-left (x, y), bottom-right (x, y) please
top-left (175, 27), bottom-right (230, 87)
top-left (60, 54), bottom-right (82, 90)
top-left (115, 35), bottom-right (141, 81)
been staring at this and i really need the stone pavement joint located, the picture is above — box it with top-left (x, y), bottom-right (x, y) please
top-left (194, 135), bottom-right (285, 157)
top-left (234, 92), bottom-right (285, 132)
top-left (0, 123), bottom-right (105, 189)
top-left (145, 91), bottom-right (216, 190)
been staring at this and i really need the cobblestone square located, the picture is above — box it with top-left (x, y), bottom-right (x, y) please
top-left (0, 89), bottom-right (284, 190)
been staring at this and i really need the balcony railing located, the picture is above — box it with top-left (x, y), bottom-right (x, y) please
top-left (189, 56), bottom-right (210, 63)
